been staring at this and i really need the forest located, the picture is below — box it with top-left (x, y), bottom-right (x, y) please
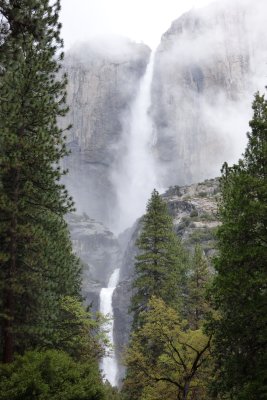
top-left (0, 1), bottom-right (266, 399)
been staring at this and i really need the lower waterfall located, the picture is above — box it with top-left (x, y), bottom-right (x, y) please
top-left (100, 268), bottom-right (120, 386)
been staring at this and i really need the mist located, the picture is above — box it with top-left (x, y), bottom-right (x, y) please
top-left (151, 0), bottom-right (267, 188)
top-left (62, 0), bottom-right (267, 234)
top-left (111, 51), bottom-right (161, 233)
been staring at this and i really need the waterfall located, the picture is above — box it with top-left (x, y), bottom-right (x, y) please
top-left (100, 268), bottom-right (120, 386)
top-left (112, 50), bottom-right (158, 233)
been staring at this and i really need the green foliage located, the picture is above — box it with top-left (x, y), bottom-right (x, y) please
top-left (186, 227), bottom-right (217, 245)
top-left (186, 245), bottom-right (211, 329)
top-left (0, 0), bottom-right (82, 362)
top-left (104, 383), bottom-right (123, 400)
top-left (198, 191), bottom-right (208, 198)
top-left (50, 296), bottom-right (109, 361)
top-left (0, 5), bottom-right (112, 398)
top-left (0, 350), bottom-right (106, 400)
top-left (210, 92), bottom-right (267, 399)
top-left (124, 190), bottom-right (213, 399)
top-left (131, 189), bottom-right (189, 327)
top-left (199, 212), bottom-right (217, 222)
top-left (190, 210), bottom-right (198, 218)
top-left (123, 297), bottom-right (212, 400)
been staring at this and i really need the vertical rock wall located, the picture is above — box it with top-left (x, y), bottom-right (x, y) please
top-left (62, 40), bottom-right (151, 230)
top-left (151, 0), bottom-right (267, 187)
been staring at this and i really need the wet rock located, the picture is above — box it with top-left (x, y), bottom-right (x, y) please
top-left (62, 40), bottom-right (151, 229)
top-left (67, 213), bottom-right (122, 310)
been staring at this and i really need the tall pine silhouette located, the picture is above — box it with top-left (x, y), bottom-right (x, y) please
top-left (0, 0), bottom-right (80, 362)
top-left (211, 92), bottom-right (267, 399)
top-left (131, 189), bottom-right (188, 328)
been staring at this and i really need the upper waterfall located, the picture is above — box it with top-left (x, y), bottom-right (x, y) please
top-left (112, 51), bottom-right (159, 233)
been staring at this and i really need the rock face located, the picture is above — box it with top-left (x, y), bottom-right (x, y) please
top-left (113, 221), bottom-right (141, 382)
top-left (151, 0), bottom-right (267, 187)
top-left (113, 178), bottom-right (220, 383)
top-left (61, 1), bottom-right (267, 234)
top-left (67, 213), bottom-right (122, 311)
top-left (61, 0), bottom-right (267, 384)
top-left (62, 39), bottom-right (151, 230)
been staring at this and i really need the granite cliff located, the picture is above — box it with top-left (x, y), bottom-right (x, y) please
top-left (151, 0), bottom-right (267, 187)
top-left (61, 0), bottom-right (267, 385)
top-left (62, 0), bottom-right (267, 233)
top-left (62, 39), bottom-right (151, 229)
top-left (66, 213), bottom-right (122, 311)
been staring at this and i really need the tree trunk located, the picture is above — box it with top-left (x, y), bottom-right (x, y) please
top-left (183, 382), bottom-right (190, 400)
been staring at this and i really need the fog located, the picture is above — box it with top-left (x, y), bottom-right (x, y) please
top-left (62, 0), bottom-right (267, 233)
top-left (150, 0), bottom-right (267, 189)
top-left (60, 0), bottom-right (216, 50)
top-left (111, 51), bottom-right (159, 233)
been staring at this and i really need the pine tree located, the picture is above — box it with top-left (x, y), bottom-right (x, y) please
top-left (211, 93), bottom-right (267, 399)
top-left (0, 0), bottom-right (81, 362)
top-left (0, 349), bottom-right (107, 400)
top-left (123, 190), bottom-right (190, 400)
top-left (131, 189), bottom-right (188, 327)
top-left (186, 245), bottom-right (211, 329)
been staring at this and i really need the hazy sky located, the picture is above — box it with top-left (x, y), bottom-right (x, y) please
top-left (60, 0), bottom-right (216, 49)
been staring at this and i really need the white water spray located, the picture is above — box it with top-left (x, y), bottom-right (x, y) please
top-left (100, 268), bottom-right (120, 386)
top-left (112, 51), bottom-right (158, 233)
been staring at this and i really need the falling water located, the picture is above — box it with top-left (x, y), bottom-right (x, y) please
top-left (112, 50), bottom-right (158, 233)
top-left (100, 268), bottom-right (120, 386)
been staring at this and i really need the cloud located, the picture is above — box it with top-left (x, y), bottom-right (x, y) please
top-left (62, 0), bottom-right (267, 233)
top-left (60, 0), bottom-right (216, 50)
top-left (151, 0), bottom-right (267, 187)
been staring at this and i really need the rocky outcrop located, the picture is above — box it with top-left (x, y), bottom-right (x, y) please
top-left (163, 178), bottom-right (220, 256)
top-left (113, 178), bottom-right (220, 382)
top-left (67, 213), bottom-right (122, 311)
top-left (151, 0), bottom-right (267, 187)
top-left (62, 39), bottom-right (151, 229)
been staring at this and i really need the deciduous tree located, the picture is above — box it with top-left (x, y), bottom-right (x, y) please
top-left (124, 297), bottom-right (212, 400)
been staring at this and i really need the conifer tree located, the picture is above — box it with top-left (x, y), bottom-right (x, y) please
top-left (186, 245), bottom-right (211, 329)
top-left (123, 190), bottom-right (190, 399)
top-left (211, 93), bottom-right (267, 399)
top-left (0, 0), bottom-right (81, 362)
top-left (131, 189), bottom-right (188, 327)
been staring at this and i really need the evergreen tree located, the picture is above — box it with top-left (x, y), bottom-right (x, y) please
top-left (0, 0), bottom-right (80, 362)
top-left (0, 349), bottom-right (106, 400)
top-left (123, 190), bottom-right (190, 399)
top-left (210, 93), bottom-right (267, 399)
top-left (131, 189), bottom-right (188, 327)
top-left (186, 245), bottom-right (211, 329)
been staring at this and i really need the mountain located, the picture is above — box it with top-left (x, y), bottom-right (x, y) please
top-left (62, 0), bottom-right (267, 232)
top-left (62, 38), bottom-right (151, 229)
top-left (151, 0), bottom-right (267, 187)
top-left (61, 0), bottom-right (267, 384)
